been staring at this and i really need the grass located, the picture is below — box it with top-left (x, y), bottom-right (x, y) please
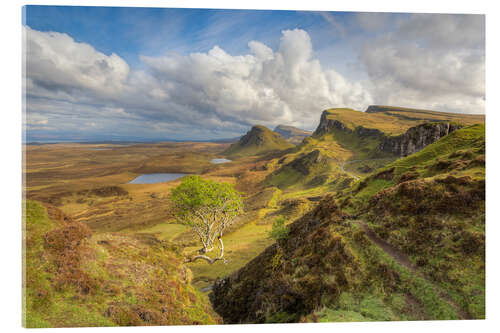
top-left (224, 125), bottom-right (294, 158)
top-left (23, 107), bottom-right (485, 326)
top-left (23, 200), bottom-right (220, 327)
top-left (186, 220), bottom-right (275, 289)
top-left (323, 107), bottom-right (484, 135)
top-left (128, 222), bottom-right (190, 241)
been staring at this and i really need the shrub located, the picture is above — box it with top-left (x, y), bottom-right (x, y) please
top-left (269, 216), bottom-right (289, 241)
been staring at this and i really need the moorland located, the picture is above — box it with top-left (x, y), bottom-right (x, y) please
top-left (23, 105), bottom-right (485, 326)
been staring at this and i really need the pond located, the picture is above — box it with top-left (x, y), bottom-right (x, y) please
top-left (211, 158), bottom-right (232, 164)
top-left (128, 173), bottom-right (187, 184)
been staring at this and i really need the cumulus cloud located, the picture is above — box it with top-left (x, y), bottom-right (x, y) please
top-left (359, 13), bottom-right (485, 113)
top-left (25, 26), bottom-right (130, 101)
top-left (140, 28), bottom-right (373, 130)
top-left (24, 13), bottom-right (485, 142)
top-left (25, 26), bottom-right (373, 140)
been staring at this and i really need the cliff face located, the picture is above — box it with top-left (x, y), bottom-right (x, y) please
top-left (313, 111), bottom-right (349, 136)
top-left (379, 122), bottom-right (463, 157)
top-left (313, 110), bottom-right (385, 138)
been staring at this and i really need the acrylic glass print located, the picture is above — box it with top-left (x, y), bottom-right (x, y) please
top-left (22, 5), bottom-right (485, 327)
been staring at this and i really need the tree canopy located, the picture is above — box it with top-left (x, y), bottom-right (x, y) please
top-left (170, 175), bottom-right (243, 264)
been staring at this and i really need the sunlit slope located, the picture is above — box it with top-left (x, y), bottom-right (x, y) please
top-left (23, 200), bottom-right (219, 327)
top-left (365, 105), bottom-right (485, 128)
top-left (265, 107), bottom-right (484, 190)
top-left (338, 124), bottom-right (485, 318)
top-left (211, 124), bottom-right (485, 323)
top-left (341, 123), bottom-right (485, 204)
top-left (224, 125), bottom-right (294, 158)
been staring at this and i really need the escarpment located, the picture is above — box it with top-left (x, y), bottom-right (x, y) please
top-left (379, 122), bottom-right (463, 157)
top-left (313, 110), bottom-right (385, 138)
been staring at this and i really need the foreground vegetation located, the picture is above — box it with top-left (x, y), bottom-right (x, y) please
top-left (23, 200), bottom-right (219, 327)
top-left (24, 105), bottom-right (485, 326)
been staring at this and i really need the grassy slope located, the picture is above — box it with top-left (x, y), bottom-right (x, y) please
top-left (265, 108), bottom-right (396, 191)
top-left (210, 198), bottom-right (461, 323)
top-left (320, 105), bottom-right (483, 138)
top-left (24, 107), bottom-right (485, 326)
top-left (365, 105), bottom-right (485, 126)
top-left (210, 123), bottom-right (485, 323)
top-left (336, 124), bottom-right (485, 318)
top-left (23, 200), bottom-right (219, 327)
top-left (343, 124), bottom-right (485, 205)
top-left (224, 125), bottom-right (294, 158)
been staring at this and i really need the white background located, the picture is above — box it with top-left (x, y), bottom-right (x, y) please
top-left (1, 0), bottom-right (498, 332)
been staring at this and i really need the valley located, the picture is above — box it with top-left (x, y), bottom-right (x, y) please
top-left (23, 105), bottom-right (485, 326)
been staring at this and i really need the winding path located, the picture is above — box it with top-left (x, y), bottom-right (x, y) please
top-left (339, 160), bottom-right (362, 180)
top-left (353, 220), bottom-right (470, 320)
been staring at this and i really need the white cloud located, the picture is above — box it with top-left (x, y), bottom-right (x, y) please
top-left (24, 13), bottom-right (485, 142)
top-left (359, 13), bottom-right (485, 114)
top-left (26, 26), bottom-right (373, 139)
top-left (25, 26), bottom-right (130, 101)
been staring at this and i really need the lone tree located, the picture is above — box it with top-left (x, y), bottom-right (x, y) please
top-left (170, 175), bottom-right (243, 264)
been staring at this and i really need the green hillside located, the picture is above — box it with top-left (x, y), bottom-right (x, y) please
top-left (24, 105), bottom-right (485, 326)
top-left (211, 124), bottom-right (485, 323)
top-left (224, 125), bottom-right (294, 158)
top-left (23, 200), bottom-right (219, 327)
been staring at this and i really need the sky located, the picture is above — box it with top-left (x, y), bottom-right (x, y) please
top-left (23, 6), bottom-right (485, 142)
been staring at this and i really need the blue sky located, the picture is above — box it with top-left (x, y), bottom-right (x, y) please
top-left (23, 6), bottom-right (484, 141)
top-left (24, 7), bottom-right (353, 70)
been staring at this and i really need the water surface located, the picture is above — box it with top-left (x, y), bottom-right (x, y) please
top-left (211, 158), bottom-right (232, 164)
top-left (128, 173), bottom-right (187, 184)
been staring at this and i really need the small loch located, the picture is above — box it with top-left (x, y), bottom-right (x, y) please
top-left (128, 173), bottom-right (187, 184)
top-left (211, 158), bottom-right (232, 164)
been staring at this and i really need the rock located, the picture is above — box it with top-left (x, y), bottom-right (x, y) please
top-left (313, 110), bottom-right (384, 138)
top-left (379, 122), bottom-right (463, 157)
top-left (313, 111), bottom-right (349, 135)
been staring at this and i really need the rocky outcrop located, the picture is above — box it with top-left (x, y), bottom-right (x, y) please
top-left (313, 111), bottom-right (348, 136)
top-left (313, 110), bottom-right (385, 138)
top-left (379, 122), bottom-right (462, 157)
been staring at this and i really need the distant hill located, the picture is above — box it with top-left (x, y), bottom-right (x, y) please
top-left (211, 123), bottom-right (485, 323)
top-left (224, 125), bottom-right (294, 158)
top-left (316, 106), bottom-right (484, 136)
top-left (273, 125), bottom-right (312, 145)
top-left (266, 105), bottom-right (485, 190)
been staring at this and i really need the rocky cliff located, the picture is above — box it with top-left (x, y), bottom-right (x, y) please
top-left (379, 122), bottom-right (463, 157)
top-left (313, 110), bottom-right (385, 138)
top-left (313, 111), bottom-right (349, 136)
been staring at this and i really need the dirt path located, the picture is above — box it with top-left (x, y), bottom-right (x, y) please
top-left (340, 158), bottom-right (390, 180)
top-left (354, 220), bottom-right (471, 320)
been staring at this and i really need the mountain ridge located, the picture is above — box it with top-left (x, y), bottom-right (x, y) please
top-left (224, 125), bottom-right (294, 158)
